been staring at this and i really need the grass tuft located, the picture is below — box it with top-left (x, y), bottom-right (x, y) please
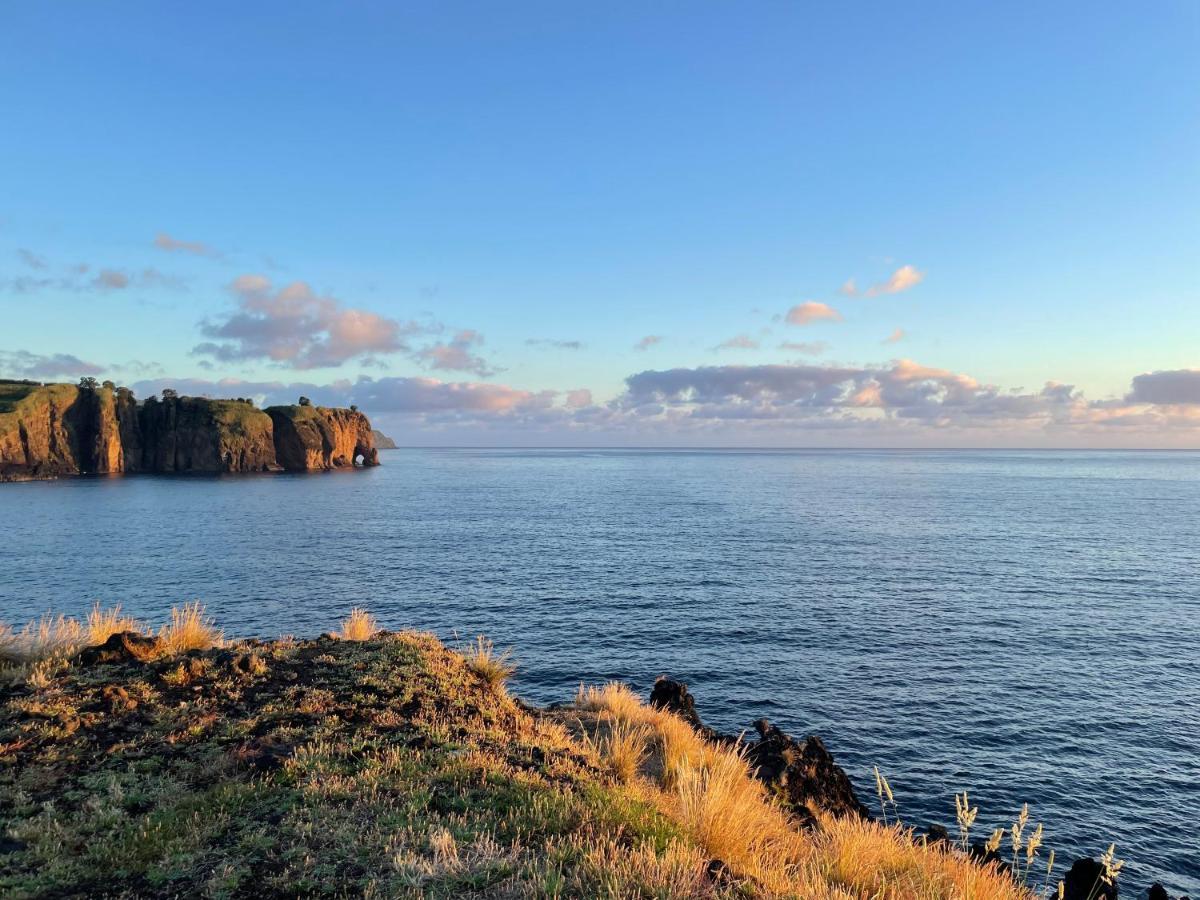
top-left (338, 607), bottom-right (378, 641)
top-left (463, 636), bottom-right (515, 690)
top-left (158, 602), bottom-right (223, 653)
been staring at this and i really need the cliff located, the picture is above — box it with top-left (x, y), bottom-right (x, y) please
top-left (137, 396), bottom-right (278, 474)
top-left (266, 404), bottom-right (379, 471)
top-left (0, 380), bottom-right (379, 481)
top-left (371, 428), bottom-right (398, 449)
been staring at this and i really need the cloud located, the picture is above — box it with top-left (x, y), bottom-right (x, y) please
top-left (778, 341), bottom-right (828, 355)
top-left (634, 335), bottom-right (664, 352)
top-left (154, 232), bottom-right (218, 258)
top-left (883, 328), bottom-right (906, 344)
top-left (0, 350), bottom-right (104, 379)
top-left (124, 360), bottom-right (1200, 447)
top-left (838, 278), bottom-right (857, 297)
top-left (1126, 369), bottom-right (1200, 405)
top-left (526, 338), bottom-right (584, 350)
top-left (565, 388), bottom-right (593, 409)
top-left (865, 264), bottom-right (924, 297)
top-left (715, 334), bottom-right (760, 351)
top-left (92, 269), bottom-right (130, 290)
top-left (784, 302), bottom-right (842, 326)
top-left (194, 274), bottom-right (429, 370)
top-left (415, 329), bottom-right (497, 378)
top-left (17, 249), bottom-right (47, 270)
top-left (2, 254), bottom-right (185, 295)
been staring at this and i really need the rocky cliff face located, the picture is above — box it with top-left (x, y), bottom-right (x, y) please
top-left (138, 397), bottom-right (279, 473)
top-left (0, 380), bottom-right (379, 481)
top-left (267, 405), bottom-right (379, 471)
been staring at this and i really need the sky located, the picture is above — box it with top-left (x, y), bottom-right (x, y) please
top-left (1, 2), bottom-right (1198, 447)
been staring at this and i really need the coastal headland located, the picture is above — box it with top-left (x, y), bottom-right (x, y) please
top-left (0, 379), bottom-right (379, 482)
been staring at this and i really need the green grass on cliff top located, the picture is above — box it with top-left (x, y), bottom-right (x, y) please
top-left (0, 382), bottom-right (79, 419)
top-left (0, 632), bottom-right (699, 899)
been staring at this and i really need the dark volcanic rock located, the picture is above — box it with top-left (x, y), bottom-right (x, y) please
top-left (77, 631), bottom-right (166, 666)
top-left (744, 719), bottom-right (870, 825)
top-left (646, 677), bottom-right (868, 826)
top-left (1147, 884), bottom-right (1169, 900)
top-left (1063, 857), bottom-right (1117, 900)
top-left (649, 677), bottom-right (712, 734)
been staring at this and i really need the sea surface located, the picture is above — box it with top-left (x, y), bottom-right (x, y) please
top-left (2, 449), bottom-right (1198, 892)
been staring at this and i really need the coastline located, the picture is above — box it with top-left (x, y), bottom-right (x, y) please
top-left (0, 613), bottom-right (1171, 899)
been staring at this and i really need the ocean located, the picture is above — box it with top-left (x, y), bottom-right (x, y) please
top-left (2, 448), bottom-right (1197, 892)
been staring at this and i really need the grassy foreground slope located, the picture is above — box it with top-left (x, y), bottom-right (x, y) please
top-left (0, 615), bottom-right (1030, 899)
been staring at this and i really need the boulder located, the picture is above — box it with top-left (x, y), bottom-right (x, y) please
top-left (1062, 857), bottom-right (1118, 900)
top-left (77, 631), bottom-right (165, 665)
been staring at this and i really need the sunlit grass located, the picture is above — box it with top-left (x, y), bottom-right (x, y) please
top-left (463, 636), bottom-right (515, 690)
top-left (338, 607), bottom-right (378, 641)
top-left (158, 602), bottom-right (223, 652)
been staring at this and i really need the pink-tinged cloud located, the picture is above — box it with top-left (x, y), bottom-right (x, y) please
top-left (634, 335), bottom-right (664, 351)
top-left (838, 278), bottom-right (858, 297)
top-left (93, 269), bottom-right (130, 290)
top-left (716, 334), bottom-right (760, 351)
top-left (785, 302), bottom-right (842, 326)
top-left (883, 328), bottom-right (906, 344)
top-left (194, 274), bottom-right (429, 370)
top-left (154, 232), bottom-right (218, 258)
top-left (565, 388), bottom-right (594, 409)
top-left (865, 264), bottom-right (924, 297)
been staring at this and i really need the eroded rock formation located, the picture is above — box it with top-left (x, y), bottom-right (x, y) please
top-left (648, 676), bottom-right (869, 826)
top-left (267, 405), bottom-right (379, 471)
top-left (0, 379), bottom-right (379, 481)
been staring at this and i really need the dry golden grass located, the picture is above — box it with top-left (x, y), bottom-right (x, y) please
top-left (0, 613), bottom-right (86, 665)
top-left (463, 635), bottom-right (515, 690)
top-left (338, 607), bottom-right (378, 641)
top-left (86, 603), bottom-right (145, 645)
top-left (573, 680), bottom-right (1035, 899)
top-left (158, 602), bottom-right (223, 652)
top-left (586, 716), bottom-right (650, 783)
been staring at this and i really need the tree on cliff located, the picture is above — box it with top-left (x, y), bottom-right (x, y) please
top-left (298, 396), bottom-right (312, 406)
top-left (78, 376), bottom-right (98, 391)
top-left (161, 388), bottom-right (179, 401)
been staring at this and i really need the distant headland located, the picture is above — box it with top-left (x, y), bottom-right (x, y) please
top-left (0, 378), bottom-right (379, 482)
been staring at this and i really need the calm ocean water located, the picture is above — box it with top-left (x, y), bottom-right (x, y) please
top-left (2, 449), bottom-right (1198, 892)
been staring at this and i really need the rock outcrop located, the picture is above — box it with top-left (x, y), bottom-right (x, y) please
top-left (267, 405), bottom-right (379, 471)
top-left (372, 429), bottom-right (398, 449)
top-left (648, 676), bottom-right (869, 826)
top-left (0, 379), bottom-right (380, 481)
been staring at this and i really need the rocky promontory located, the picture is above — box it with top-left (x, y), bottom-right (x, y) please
top-left (0, 379), bottom-right (379, 481)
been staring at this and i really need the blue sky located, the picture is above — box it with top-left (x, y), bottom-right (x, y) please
top-left (2, 3), bottom-right (1197, 445)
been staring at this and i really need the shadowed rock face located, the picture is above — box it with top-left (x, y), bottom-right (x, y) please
top-left (138, 396), bottom-right (278, 473)
top-left (0, 380), bottom-right (379, 480)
